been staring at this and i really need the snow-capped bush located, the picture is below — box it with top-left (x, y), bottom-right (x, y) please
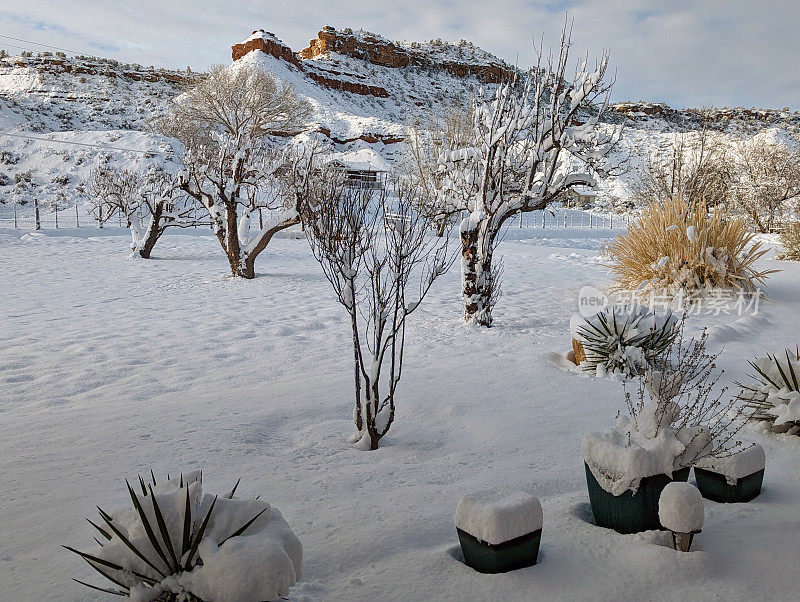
top-left (583, 326), bottom-right (748, 495)
top-left (607, 196), bottom-right (772, 298)
top-left (738, 348), bottom-right (800, 435)
top-left (66, 471), bottom-right (302, 601)
top-left (775, 223), bottom-right (800, 261)
top-left (571, 305), bottom-right (678, 377)
top-left (658, 482), bottom-right (704, 533)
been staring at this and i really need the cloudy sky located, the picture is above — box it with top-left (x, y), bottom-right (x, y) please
top-left (1, 1), bottom-right (798, 109)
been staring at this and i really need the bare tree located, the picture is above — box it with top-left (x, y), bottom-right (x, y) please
top-left (86, 166), bottom-right (198, 258)
top-left (435, 25), bottom-right (621, 326)
top-left (304, 175), bottom-right (453, 450)
top-left (160, 63), bottom-right (313, 278)
top-left (631, 120), bottom-right (731, 209)
top-left (730, 134), bottom-right (800, 233)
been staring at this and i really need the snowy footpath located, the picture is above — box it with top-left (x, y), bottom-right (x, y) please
top-left (1, 227), bottom-right (798, 601)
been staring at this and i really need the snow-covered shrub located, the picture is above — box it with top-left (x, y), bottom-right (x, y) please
top-left (67, 471), bottom-right (302, 601)
top-left (775, 223), bottom-right (800, 261)
top-left (607, 196), bottom-right (773, 298)
top-left (571, 305), bottom-right (678, 377)
top-left (738, 348), bottom-right (800, 435)
top-left (583, 326), bottom-right (748, 495)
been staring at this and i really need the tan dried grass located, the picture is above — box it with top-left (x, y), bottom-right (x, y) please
top-left (607, 196), bottom-right (774, 293)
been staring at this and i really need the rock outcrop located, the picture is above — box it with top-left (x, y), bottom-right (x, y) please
top-left (299, 26), bottom-right (515, 84)
top-left (231, 31), bottom-right (301, 68)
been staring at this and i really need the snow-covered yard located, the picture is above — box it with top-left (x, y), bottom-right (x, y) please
top-left (1, 228), bottom-right (799, 601)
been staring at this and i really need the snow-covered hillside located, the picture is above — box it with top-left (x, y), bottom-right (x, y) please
top-left (2, 26), bottom-right (800, 213)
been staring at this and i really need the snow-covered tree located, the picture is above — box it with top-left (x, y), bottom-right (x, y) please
top-left (435, 26), bottom-right (621, 326)
top-left (304, 176), bottom-right (453, 450)
top-left (161, 64), bottom-right (313, 278)
top-left (86, 166), bottom-right (198, 258)
top-left (631, 122), bottom-right (731, 210)
top-left (731, 134), bottom-right (800, 233)
top-left (404, 104), bottom-right (474, 236)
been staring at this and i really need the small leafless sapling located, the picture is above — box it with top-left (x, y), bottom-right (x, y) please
top-left (304, 175), bottom-right (454, 450)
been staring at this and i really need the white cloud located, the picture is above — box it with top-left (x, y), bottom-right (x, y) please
top-left (1, 0), bottom-right (798, 109)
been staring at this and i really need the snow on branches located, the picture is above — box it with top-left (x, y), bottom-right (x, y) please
top-left (161, 62), bottom-right (314, 278)
top-left (85, 165), bottom-right (200, 258)
top-left (434, 25), bottom-right (622, 326)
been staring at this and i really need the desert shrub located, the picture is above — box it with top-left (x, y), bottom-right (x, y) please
top-left (607, 196), bottom-right (772, 296)
top-left (775, 223), bottom-right (800, 261)
top-left (738, 348), bottom-right (800, 435)
top-left (66, 471), bottom-right (302, 600)
top-left (571, 305), bottom-right (678, 377)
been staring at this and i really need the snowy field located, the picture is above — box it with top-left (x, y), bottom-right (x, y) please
top-left (1, 227), bottom-right (799, 601)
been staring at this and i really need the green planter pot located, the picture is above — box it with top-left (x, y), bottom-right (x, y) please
top-left (456, 527), bottom-right (542, 573)
top-left (694, 467), bottom-right (764, 503)
top-left (584, 463), bottom-right (690, 534)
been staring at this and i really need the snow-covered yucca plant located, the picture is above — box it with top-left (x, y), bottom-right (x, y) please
top-left (571, 305), bottom-right (678, 377)
top-left (66, 471), bottom-right (302, 601)
top-left (775, 223), bottom-right (800, 261)
top-left (607, 196), bottom-right (773, 296)
top-left (738, 348), bottom-right (800, 435)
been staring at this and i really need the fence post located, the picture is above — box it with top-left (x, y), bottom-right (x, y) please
top-left (563, 212), bottom-right (567, 228)
top-left (14, 201), bottom-right (18, 229)
top-left (541, 211), bottom-right (545, 228)
top-left (55, 205), bottom-right (59, 229)
top-left (76, 203), bottom-right (79, 227)
top-left (34, 197), bottom-right (41, 231)
top-left (610, 213), bottom-right (613, 229)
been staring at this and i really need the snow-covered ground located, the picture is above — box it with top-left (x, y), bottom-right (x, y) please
top-left (1, 227), bottom-right (799, 601)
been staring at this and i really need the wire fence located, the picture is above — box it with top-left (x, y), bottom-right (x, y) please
top-left (0, 206), bottom-right (632, 232)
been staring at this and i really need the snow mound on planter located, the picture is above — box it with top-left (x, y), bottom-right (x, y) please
top-left (582, 402), bottom-right (710, 496)
top-left (454, 487), bottom-right (542, 545)
top-left (694, 443), bottom-right (766, 484)
top-left (95, 474), bottom-right (302, 602)
top-left (659, 482), bottom-right (704, 533)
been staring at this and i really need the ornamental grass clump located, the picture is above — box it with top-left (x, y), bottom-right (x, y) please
top-left (775, 222), bottom-right (800, 261)
top-left (66, 471), bottom-right (302, 601)
top-left (571, 305), bottom-right (678, 377)
top-left (738, 347), bottom-right (800, 435)
top-left (606, 196), bottom-right (773, 297)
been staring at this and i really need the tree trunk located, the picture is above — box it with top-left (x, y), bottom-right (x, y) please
top-left (460, 226), bottom-right (494, 327)
top-left (138, 205), bottom-right (163, 259)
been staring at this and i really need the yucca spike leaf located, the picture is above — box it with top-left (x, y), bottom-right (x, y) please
top-left (138, 475), bottom-right (148, 497)
top-left (72, 579), bottom-right (127, 596)
top-left (150, 469), bottom-right (157, 486)
top-left (126, 481), bottom-right (172, 572)
top-left (148, 484), bottom-right (180, 571)
top-left (97, 506), bottom-right (114, 523)
top-left (785, 349), bottom-right (798, 389)
top-left (227, 478), bottom-right (241, 499)
top-left (64, 545), bottom-right (135, 591)
top-left (93, 537), bottom-right (104, 547)
top-left (748, 359), bottom-right (781, 388)
top-left (98, 510), bottom-right (167, 579)
top-left (182, 485), bottom-right (193, 558)
top-left (218, 506), bottom-right (269, 546)
top-left (184, 495), bottom-right (217, 570)
top-left (87, 518), bottom-right (112, 541)
top-left (772, 353), bottom-right (792, 389)
top-left (180, 473), bottom-right (184, 488)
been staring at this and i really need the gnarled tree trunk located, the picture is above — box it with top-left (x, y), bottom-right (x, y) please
top-left (460, 222), bottom-right (496, 327)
